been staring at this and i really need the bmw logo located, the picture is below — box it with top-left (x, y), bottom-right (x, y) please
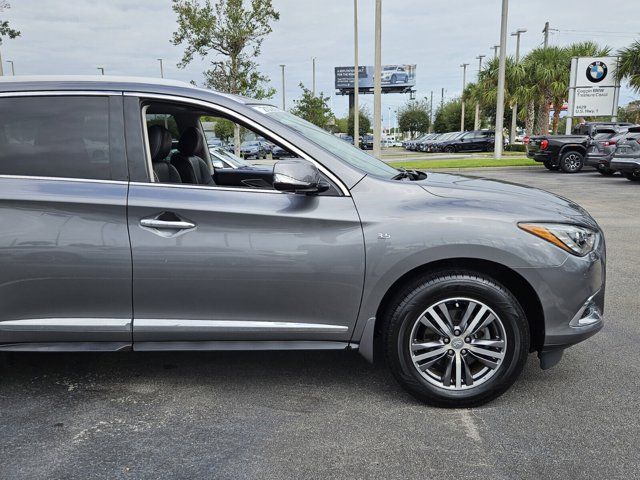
top-left (586, 61), bottom-right (608, 83)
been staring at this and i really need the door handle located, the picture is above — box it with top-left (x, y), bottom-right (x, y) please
top-left (140, 218), bottom-right (196, 230)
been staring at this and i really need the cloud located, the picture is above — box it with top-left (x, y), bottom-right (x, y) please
top-left (2, 0), bottom-right (638, 117)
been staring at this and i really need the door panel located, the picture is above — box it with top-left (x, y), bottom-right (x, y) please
top-left (128, 184), bottom-right (365, 342)
top-left (0, 177), bottom-right (132, 343)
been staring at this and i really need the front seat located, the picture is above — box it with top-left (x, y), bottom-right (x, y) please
top-left (171, 127), bottom-right (215, 185)
top-left (148, 125), bottom-right (181, 183)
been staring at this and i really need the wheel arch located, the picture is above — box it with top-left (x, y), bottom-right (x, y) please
top-left (559, 144), bottom-right (587, 157)
top-left (368, 258), bottom-right (545, 359)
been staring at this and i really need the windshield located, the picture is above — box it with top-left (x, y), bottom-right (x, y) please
top-left (253, 105), bottom-right (399, 177)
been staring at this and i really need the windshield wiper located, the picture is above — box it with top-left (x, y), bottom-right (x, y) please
top-left (392, 168), bottom-right (428, 181)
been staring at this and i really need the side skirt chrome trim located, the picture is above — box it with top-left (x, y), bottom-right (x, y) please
top-left (0, 318), bottom-right (132, 332)
top-left (0, 342), bottom-right (132, 352)
top-left (134, 319), bottom-right (348, 334)
top-left (134, 340), bottom-right (351, 352)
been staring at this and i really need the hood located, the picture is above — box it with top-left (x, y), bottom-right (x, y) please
top-left (417, 172), bottom-right (598, 228)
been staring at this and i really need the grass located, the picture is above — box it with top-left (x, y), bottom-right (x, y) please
top-left (389, 157), bottom-right (539, 170)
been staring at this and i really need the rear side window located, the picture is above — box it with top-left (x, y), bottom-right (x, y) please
top-left (0, 96), bottom-right (113, 180)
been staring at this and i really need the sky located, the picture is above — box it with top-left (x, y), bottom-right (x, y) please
top-left (1, 0), bottom-right (639, 124)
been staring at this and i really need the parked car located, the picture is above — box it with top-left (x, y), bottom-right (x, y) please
top-left (416, 133), bottom-right (440, 152)
top-left (439, 130), bottom-right (497, 153)
top-left (405, 133), bottom-right (431, 151)
top-left (381, 65), bottom-right (409, 84)
top-left (527, 122), bottom-right (633, 173)
top-left (360, 134), bottom-right (373, 150)
top-left (610, 129), bottom-right (640, 182)
top-left (431, 131), bottom-right (464, 152)
top-left (240, 140), bottom-right (268, 159)
top-left (0, 77), bottom-right (605, 407)
top-left (584, 129), bottom-right (635, 176)
top-left (209, 146), bottom-right (271, 171)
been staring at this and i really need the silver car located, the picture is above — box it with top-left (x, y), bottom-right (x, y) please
top-left (0, 77), bottom-right (605, 407)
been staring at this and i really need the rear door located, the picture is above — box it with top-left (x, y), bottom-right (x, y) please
top-left (124, 96), bottom-right (365, 347)
top-left (0, 94), bottom-right (132, 346)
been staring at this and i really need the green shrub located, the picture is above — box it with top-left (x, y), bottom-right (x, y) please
top-left (505, 144), bottom-right (527, 152)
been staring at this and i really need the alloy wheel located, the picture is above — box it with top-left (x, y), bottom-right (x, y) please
top-left (409, 297), bottom-right (507, 390)
top-left (564, 153), bottom-right (582, 172)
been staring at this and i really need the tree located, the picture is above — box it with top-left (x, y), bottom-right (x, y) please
top-left (617, 100), bottom-right (640, 124)
top-left (433, 98), bottom-right (475, 133)
top-left (172, 0), bottom-right (279, 154)
top-left (0, 2), bottom-right (20, 45)
top-left (214, 118), bottom-right (235, 142)
top-left (347, 108), bottom-right (371, 138)
top-left (172, 0), bottom-right (279, 98)
top-left (397, 100), bottom-right (430, 138)
top-left (290, 83), bottom-right (333, 128)
top-left (618, 40), bottom-right (640, 93)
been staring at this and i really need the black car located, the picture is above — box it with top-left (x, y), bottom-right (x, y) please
top-left (416, 133), bottom-right (440, 152)
top-left (360, 134), bottom-right (373, 150)
top-left (439, 130), bottom-right (496, 153)
top-left (527, 122), bottom-right (634, 173)
top-left (610, 130), bottom-right (640, 182)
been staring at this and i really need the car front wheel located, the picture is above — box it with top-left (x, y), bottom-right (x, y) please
top-left (560, 151), bottom-right (584, 173)
top-left (623, 172), bottom-right (640, 182)
top-left (444, 146), bottom-right (456, 153)
top-left (382, 270), bottom-right (529, 407)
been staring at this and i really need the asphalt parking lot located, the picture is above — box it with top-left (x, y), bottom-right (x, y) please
top-left (1, 167), bottom-right (638, 480)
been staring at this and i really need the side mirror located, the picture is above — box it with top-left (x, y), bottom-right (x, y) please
top-left (273, 160), bottom-right (329, 194)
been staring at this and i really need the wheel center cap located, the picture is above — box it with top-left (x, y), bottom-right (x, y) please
top-left (451, 338), bottom-right (464, 349)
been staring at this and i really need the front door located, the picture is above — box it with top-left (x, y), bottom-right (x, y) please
top-left (125, 98), bottom-right (365, 346)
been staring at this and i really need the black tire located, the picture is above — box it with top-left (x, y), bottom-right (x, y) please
top-left (382, 270), bottom-right (529, 407)
top-left (623, 172), bottom-right (640, 182)
top-left (444, 145), bottom-right (456, 153)
top-left (391, 74), bottom-right (397, 84)
top-left (559, 150), bottom-right (584, 173)
top-left (543, 160), bottom-right (558, 171)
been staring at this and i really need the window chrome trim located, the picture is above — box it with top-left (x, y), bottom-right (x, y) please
top-left (130, 180), bottom-right (287, 195)
top-left (134, 319), bottom-right (348, 333)
top-left (0, 90), bottom-right (122, 97)
top-left (0, 174), bottom-right (128, 185)
top-left (124, 91), bottom-right (351, 196)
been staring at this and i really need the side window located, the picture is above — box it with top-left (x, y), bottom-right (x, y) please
top-left (0, 96), bottom-right (113, 180)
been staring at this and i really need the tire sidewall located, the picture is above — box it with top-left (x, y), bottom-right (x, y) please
top-left (387, 274), bottom-right (529, 406)
top-left (561, 151), bottom-right (584, 173)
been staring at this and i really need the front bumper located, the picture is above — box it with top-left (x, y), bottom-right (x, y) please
top-left (584, 153), bottom-right (612, 169)
top-left (514, 232), bottom-right (606, 369)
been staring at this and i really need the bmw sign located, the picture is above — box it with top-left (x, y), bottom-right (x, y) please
top-left (586, 61), bottom-right (608, 83)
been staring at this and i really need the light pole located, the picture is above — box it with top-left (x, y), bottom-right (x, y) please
top-left (492, 45), bottom-right (500, 60)
top-left (494, 0), bottom-right (509, 159)
top-left (474, 55), bottom-right (485, 130)
top-left (6, 60), bottom-right (15, 75)
top-left (429, 90), bottom-right (434, 133)
top-left (157, 58), bottom-right (164, 78)
top-left (510, 28), bottom-right (526, 144)
top-left (97, 67), bottom-right (105, 75)
top-left (460, 63), bottom-right (469, 132)
top-left (312, 57), bottom-right (316, 96)
top-left (353, 0), bottom-right (359, 147)
top-left (372, 0), bottom-right (382, 158)
top-left (279, 64), bottom-right (286, 110)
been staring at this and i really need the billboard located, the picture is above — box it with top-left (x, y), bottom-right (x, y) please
top-left (335, 64), bottom-right (416, 91)
top-left (567, 57), bottom-right (620, 118)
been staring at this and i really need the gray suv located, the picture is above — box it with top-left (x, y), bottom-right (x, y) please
top-left (0, 77), bottom-right (605, 407)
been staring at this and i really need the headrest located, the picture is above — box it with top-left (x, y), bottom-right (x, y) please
top-left (178, 126), bottom-right (204, 157)
top-left (148, 125), bottom-right (173, 162)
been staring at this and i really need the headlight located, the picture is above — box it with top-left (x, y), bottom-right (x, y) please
top-left (518, 223), bottom-right (597, 256)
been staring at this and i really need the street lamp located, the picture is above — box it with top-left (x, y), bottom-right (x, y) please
top-left (353, 0), bottom-right (359, 147)
top-left (6, 60), bottom-right (15, 75)
top-left (372, 0), bottom-right (382, 158)
top-left (312, 57), bottom-right (316, 96)
top-left (492, 45), bottom-right (500, 60)
top-left (157, 58), bottom-right (164, 78)
top-left (279, 64), bottom-right (286, 110)
top-left (494, 0), bottom-right (509, 159)
top-left (474, 55), bottom-right (485, 129)
top-left (509, 28), bottom-right (527, 144)
top-left (97, 67), bottom-right (105, 75)
top-left (460, 63), bottom-right (469, 132)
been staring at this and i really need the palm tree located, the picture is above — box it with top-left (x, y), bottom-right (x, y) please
top-left (618, 40), bottom-right (640, 92)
